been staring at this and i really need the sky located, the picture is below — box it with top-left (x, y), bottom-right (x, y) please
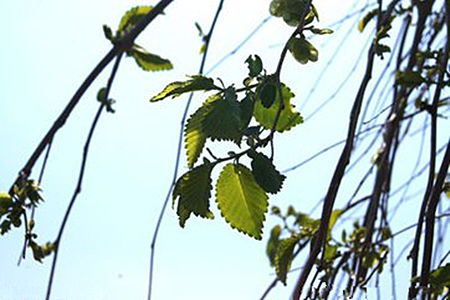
top-left (1, 1), bottom-right (449, 300)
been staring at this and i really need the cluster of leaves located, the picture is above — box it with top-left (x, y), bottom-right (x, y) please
top-left (425, 263), bottom-right (450, 298)
top-left (266, 206), bottom-right (343, 284)
top-left (0, 180), bottom-right (54, 262)
top-left (269, 0), bottom-right (333, 65)
top-left (103, 6), bottom-right (173, 72)
top-left (266, 206), bottom-right (394, 294)
top-left (150, 56), bottom-right (304, 239)
top-left (397, 49), bottom-right (450, 90)
top-left (358, 8), bottom-right (396, 59)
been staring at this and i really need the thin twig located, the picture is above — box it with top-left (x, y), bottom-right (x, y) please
top-left (147, 1), bottom-right (225, 300)
top-left (45, 53), bottom-right (123, 300)
top-left (9, 0), bottom-right (173, 194)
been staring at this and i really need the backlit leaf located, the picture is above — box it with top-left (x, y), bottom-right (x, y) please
top-left (118, 6), bottom-right (153, 33)
top-left (151, 75), bottom-right (219, 102)
top-left (129, 44), bottom-right (173, 71)
top-left (216, 163), bottom-right (269, 240)
top-left (311, 28), bottom-right (333, 35)
top-left (430, 263), bottom-right (450, 287)
top-left (185, 95), bottom-right (220, 168)
top-left (173, 163), bottom-right (214, 227)
top-left (275, 235), bottom-right (300, 284)
top-left (202, 88), bottom-right (242, 141)
top-left (254, 84), bottom-right (303, 132)
top-left (358, 9), bottom-right (378, 32)
top-left (249, 151), bottom-right (285, 194)
top-left (0, 192), bottom-right (12, 215)
top-left (266, 225), bottom-right (282, 266)
top-left (288, 37), bottom-right (318, 64)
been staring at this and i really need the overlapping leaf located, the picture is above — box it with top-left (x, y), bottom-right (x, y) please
top-left (129, 44), bottom-right (173, 71)
top-left (275, 235), bottom-right (300, 284)
top-left (184, 94), bottom-right (220, 168)
top-left (151, 76), bottom-right (219, 102)
top-left (249, 151), bottom-right (285, 194)
top-left (173, 163), bottom-right (214, 227)
top-left (216, 163), bottom-right (268, 240)
top-left (253, 84), bottom-right (303, 132)
top-left (202, 88), bottom-right (242, 141)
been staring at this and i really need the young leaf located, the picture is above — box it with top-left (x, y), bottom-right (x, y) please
top-left (173, 163), bottom-right (215, 226)
top-left (266, 225), bottom-right (282, 266)
top-left (395, 71), bottom-right (425, 87)
top-left (245, 55), bottom-right (263, 78)
top-left (216, 163), bottom-right (269, 240)
top-left (0, 192), bottom-right (12, 216)
top-left (275, 235), bottom-right (300, 284)
top-left (118, 6), bottom-right (153, 33)
top-left (288, 37), bottom-right (318, 64)
top-left (358, 9), bottom-right (378, 32)
top-left (185, 94), bottom-right (220, 168)
top-left (253, 84), bottom-right (303, 132)
top-left (310, 28), bottom-right (333, 35)
top-left (129, 44), bottom-right (173, 71)
top-left (102, 25), bottom-right (114, 41)
top-left (249, 151), bottom-right (286, 194)
top-left (430, 263), bottom-right (450, 287)
top-left (97, 87), bottom-right (107, 102)
top-left (202, 88), bottom-right (242, 141)
top-left (151, 75), bottom-right (219, 102)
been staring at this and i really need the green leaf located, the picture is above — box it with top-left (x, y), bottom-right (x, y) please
top-left (30, 241), bottom-right (55, 263)
top-left (97, 87), bottom-right (107, 102)
top-left (269, 0), bottom-right (285, 17)
top-left (358, 9), bottom-right (378, 32)
top-left (118, 6), bottom-right (153, 33)
top-left (239, 93), bottom-right (255, 131)
top-left (0, 220), bottom-right (11, 235)
top-left (374, 43), bottom-right (391, 59)
top-left (202, 88), bottom-right (242, 141)
top-left (430, 263), bottom-right (450, 287)
top-left (0, 192), bottom-right (12, 215)
top-left (310, 28), bottom-right (333, 35)
top-left (151, 75), bottom-right (219, 102)
top-left (254, 84), bottom-right (303, 132)
top-left (288, 37), bottom-right (318, 64)
top-left (216, 163), bottom-right (269, 240)
top-left (327, 209), bottom-right (343, 240)
top-left (329, 209), bottom-right (343, 230)
top-left (259, 81), bottom-right (277, 108)
top-left (102, 25), bottom-right (114, 41)
top-left (129, 44), bottom-right (173, 72)
top-left (245, 55), bottom-right (263, 78)
top-left (173, 163), bottom-right (214, 227)
top-left (266, 225), bottom-right (282, 266)
top-left (184, 94), bottom-right (220, 168)
top-left (249, 151), bottom-right (286, 194)
top-left (323, 243), bottom-right (339, 262)
top-left (395, 71), bottom-right (425, 87)
top-left (275, 235), bottom-right (300, 284)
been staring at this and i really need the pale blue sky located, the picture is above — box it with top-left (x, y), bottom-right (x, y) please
top-left (1, 1), bottom-right (449, 300)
